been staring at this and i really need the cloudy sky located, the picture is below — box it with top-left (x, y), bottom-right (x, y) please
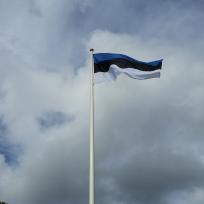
top-left (0, 0), bottom-right (204, 204)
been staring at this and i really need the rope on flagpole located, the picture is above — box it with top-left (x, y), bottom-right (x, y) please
top-left (89, 48), bottom-right (95, 204)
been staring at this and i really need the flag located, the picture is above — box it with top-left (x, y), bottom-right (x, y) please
top-left (93, 53), bottom-right (162, 83)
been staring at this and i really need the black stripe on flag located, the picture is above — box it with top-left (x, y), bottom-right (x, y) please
top-left (94, 58), bottom-right (162, 73)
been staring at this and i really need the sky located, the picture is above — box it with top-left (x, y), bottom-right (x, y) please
top-left (0, 0), bottom-right (204, 204)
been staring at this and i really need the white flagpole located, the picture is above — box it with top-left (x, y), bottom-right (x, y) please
top-left (89, 48), bottom-right (95, 204)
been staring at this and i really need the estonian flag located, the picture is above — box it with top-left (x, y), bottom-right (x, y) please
top-left (94, 53), bottom-right (162, 83)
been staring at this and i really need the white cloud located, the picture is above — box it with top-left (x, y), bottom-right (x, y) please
top-left (0, 1), bottom-right (204, 204)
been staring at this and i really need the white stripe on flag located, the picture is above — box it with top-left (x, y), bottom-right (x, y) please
top-left (94, 64), bottom-right (161, 84)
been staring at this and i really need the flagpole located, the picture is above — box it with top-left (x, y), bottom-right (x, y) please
top-left (89, 48), bottom-right (95, 204)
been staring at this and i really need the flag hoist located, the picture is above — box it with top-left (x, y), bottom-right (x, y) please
top-left (89, 49), bottom-right (162, 204)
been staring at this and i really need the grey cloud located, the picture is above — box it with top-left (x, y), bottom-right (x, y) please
top-left (1, 0), bottom-right (203, 70)
top-left (38, 111), bottom-right (75, 129)
top-left (0, 117), bottom-right (22, 165)
top-left (0, 1), bottom-right (204, 204)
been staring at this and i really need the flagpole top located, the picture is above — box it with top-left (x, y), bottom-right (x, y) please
top-left (90, 48), bottom-right (94, 52)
